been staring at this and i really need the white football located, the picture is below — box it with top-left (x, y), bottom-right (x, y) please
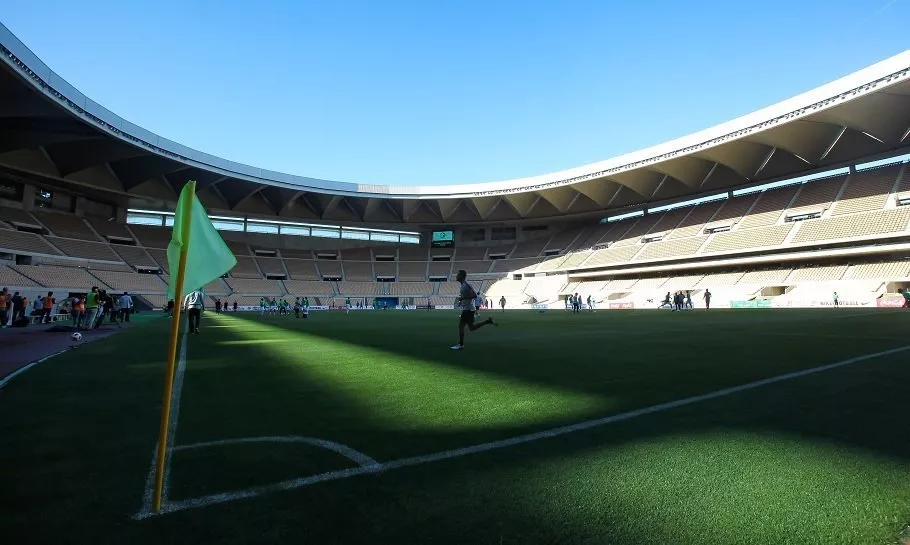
top-left (71, 332), bottom-right (83, 341)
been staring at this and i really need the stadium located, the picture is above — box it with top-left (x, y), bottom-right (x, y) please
top-left (3, 15), bottom-right (910, 545)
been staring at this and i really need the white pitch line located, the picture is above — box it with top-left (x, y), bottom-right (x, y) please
top-left (0, 348), bottom-right (71, 390)
top-left (141, 343), bottom-right (910, 518)
top-left (174, 436), bottom-right (380, 469)
top-left (137, 325), bottom-right (188, 517)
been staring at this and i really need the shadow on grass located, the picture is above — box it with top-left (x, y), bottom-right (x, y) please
top-left (3, 309), bottom-right (910, 545)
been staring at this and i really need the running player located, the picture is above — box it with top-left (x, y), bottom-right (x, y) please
top-left (451, 269), bottom-right (496, 351)
top-left (345, 297), bottom-right (352, 315)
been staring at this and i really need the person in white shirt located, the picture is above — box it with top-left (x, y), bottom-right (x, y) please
top-left (183, 289), bottom-right (205, 334)
top-left (118, 291), bottom-right (133, 323)
top-left (451, 269), bottom-right (496, 351)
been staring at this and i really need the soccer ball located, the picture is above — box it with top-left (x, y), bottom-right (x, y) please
top-left (71, 332), bottom-right (83, 342)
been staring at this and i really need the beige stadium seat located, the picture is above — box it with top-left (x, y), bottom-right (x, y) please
top-left (257, 258), bottom-right (286, 275)
top-left (88, 218), bottom-right (135, 240)
top-left (343, 261), bottom-right (373, 281)
top-left (785, 175), bottom-right (847, 215)
top-left (785, 265), bottom-right (848, 283)
top-left (635, 236), bottom-right (708, 261)
top-left (230, 256), bottom-right (263, 278)
top-left (428, 261), bottom-right (453, 278)
top-left (668, 201), bottom-right (725, 239)
top-left (316, 260), bottom-right (343, 278)
top-left (91, 270), bottom-right (168, 293)
top-left (703, 224), bottom-right (793, 254)
top-left (283, 280), bottom-right (336, 295)
top-left (832, 164), bottom-right (900, 215)
top-left (583, 245), bottom-right (641, 267)
top-left (337, 282), bottom-right (382, 296)
top-left (610, 213), bottom-right (665, 246)
top-left (46, 237), bottom-right (122, 261)
top-left (846, 261), bottom-right (910, 280)
top-left (112, 245), bottom-right (157, 269)
top-left (33, 212), bottom-right (100, 241)
top-left (737, 269), bottom-right (793, 285)
top-left (452, 260), bottom-right (492, 275)
top-left (0, 265), bottom-right (40, 287)
top-left (398, 261), bottom-right (427, 281)
top-left (0, 230), bottom-right (63, 255)
top-left (511, 237), bottom-right (549, 258)
top-left (736, 185), bottom-right (800, 229)
top-left (284, 259), bottom-right (320, 280)
top-left (388, 282), bottom-right (433, 296)
top-left (12, 265), bottom-right (98, 289)
top-left (224, 278), bottom-right (284, 294)
top-left (790, 208), bottom-right (910, 244)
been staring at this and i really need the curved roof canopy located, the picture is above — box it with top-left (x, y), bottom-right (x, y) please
top-left (1, 22), bottom-right (909, 225)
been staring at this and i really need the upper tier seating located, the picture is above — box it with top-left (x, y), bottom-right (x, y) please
top-left (284, 259), bottom-right (320, 280)
top-left (452, 260), bottom-right (492, 275)
top-left (790, 208), bottom-right (910, 244)
top-left (583, 245), bottom-right (642, 267)
top-left (337, 282), bottom-right (381, 296)
top-left (737, 269), bottom-right (793, 285)
top-left (111, 244), bottom-right (158, 269)
top-left (490, 258), bottom-right (543, 273)
top-left (785, 175), bottom-right (847, 215)
top-left (737, 185), bottom-right (801, 229)
top-left (373, 261), bottom-right (397, 278)
top-left (88, 218), bottom-right (135, 240)
top-left (708, 193), bottom-right (759, 228)
top-left (13, 264), bottom-right (99, 289)
top-left (316, 260), bottom-right (343, 278)
top-left (93, 270), bottom-right (167, 292)
top-left (47, 237), bottom-right (122, 262)
top-left (0, 207), bottom-right (41, 227)
top-left (703, 224), bottom-right (794, 254)
top-left (545, 227), bottom-right (584, 252)
top-left (231, 256), bottom-right (263, 278)
top-left (785, 265), bottom-right (849, 283)
top-left (511, 237), bottom-right (549, 258)
top-left (398, 247), bottom-right (428, 261)
top-left (398, 261), bottom-right (427, 281)
top-left (34, 212), bottom-right (99, 240)
top-left (611, 213), bottom-right (665, 246)
top-left (0, 230), bottom-right (62, 255)
top-left (343, 261), bottom-right (373, 281)
top-left (832, 164), bottom-right (900, 215)
top-left (257, 258), bottom-right (286, 275)
top-left (634, 236), bottom-right (708, 262)
top-left (667, 201), bottom-right (724, 239)
top-left (128, 225), bottom-right (171, 248)
top-left (428, 261), bottom-right (454, 278)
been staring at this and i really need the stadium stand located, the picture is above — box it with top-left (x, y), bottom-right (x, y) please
top-left (88, 218), bottom-right (134, 240)
top-left (398, 247), bottom-right (428, 261)
top-left (127, 225), bottom-right (171, 248)
top-left (428, 261), bottom-right (454, 278)
top-left (611, 213), bottom-right (665, 246)
top-left (785, 265), bottom-right (849, 283)
top-left (343, 261), bottom-right (373, 281)
top-left (280, 248), bottom-right (314, 259)
top-left (634, 236), bottom-right (708, 261)
top-left (832, 164), bottom-right (901, 215)
top-left (374, 261), bottom-right (397, 278)
top-left (33, 212), bottom-right (99, 240)
top-left (0, 230), bottom-right (62, 255)
top-left (583, 245), bottom-right (642, 267)
top-left (490, 258), bottom-right (542, 273)
top-left (203, 278), bottom-right (231, 294)
top-left (111, 244), bottom-right (158, 269)
top-left (737, 269), bottom-right (793, 285)
top-left (337, 282), bottom-right (381, 296)
top-left (736, 185), bottom-right (800, 229)
top-left (786, 175), bottom-right (848, 216)
top-left (398, 261), bottom-right (428, 281)
top-left (0, 265), bottom-right (41, 286)
top-left (256, 258), bottom-right (287, 276)
top-left (511, 237), bottom-right (549, 258)
top-left (284, 259), bottom-right (320, 280)
top-left (0, 207), bottom-right (42, 228)
top-left (388, 282), bottom-right (433, 296)
top-left (12, 264), bottom-right (99, 289)
top-left (46, 237), bottom-right (122, 262)
top-left (708, 193), bottom-right (759, 228)
top-left (703, 224), bottom-right (794, 253)
top-left (91, 270), bottom-right (168, 292)
top-left (316, 260), bottom-right (343, 278)
top-left (283, 280), bottom-right (336, 295)
top-left (224, 278), bottom-right (284, 294)
top-left (696, 271), bottom-right (746, 287)
top-left (647, 207), bottom-right (691, 237)
top-left (845, 260), bottom-right (910, 280)
top-left (145, 248), bottom-right (170, 273)
top-left (668, 201), bottom-right (724, 239)
top-left (452, 260), bottom-right (492, 275)
top-left (454, 247), bottom-right (488, 260)
top-left (231, 256), bottom-right (264, 278)
top-left (790, 208), bottom-right (910, 244)
top-left (544, 227), bottom-right (584, 253)
top-left (629, 277), bottom-right (668, 290)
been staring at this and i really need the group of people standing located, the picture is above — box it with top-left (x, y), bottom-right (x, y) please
top-left (565, 293), bottom-right (596, 313)
top-left (658, 289), bottom-right (712, 310)
top-left (0, 286), bottom-right (133, 329)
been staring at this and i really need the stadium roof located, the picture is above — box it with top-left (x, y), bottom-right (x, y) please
top-left (1, 22), bottom-right (910, 226)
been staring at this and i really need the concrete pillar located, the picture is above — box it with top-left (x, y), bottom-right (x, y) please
top-left (21, 184), bottom-right (35, 211)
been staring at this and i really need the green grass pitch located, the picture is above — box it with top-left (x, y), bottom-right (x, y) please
top-left (3, 308), bottom-right (910, 544)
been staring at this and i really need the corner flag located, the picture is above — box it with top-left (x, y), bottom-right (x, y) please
top-left (153, 180), bottom-right (236, 513)
top-left (166, 182), bottom-right (236, 299)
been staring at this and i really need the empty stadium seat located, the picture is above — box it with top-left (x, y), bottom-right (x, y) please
top-left (790, 208), bottom-right (910, 244)
top-left (224, 278), bottom-right (284, 294)
top-left (284, 259), bottom-right (320, 280)
top-left (703, 224), bottom-right (794, 254)
top-left (0, 230), bottom-right (62, 255)
top-left (283, 280), bottom-right (336, 296)
top-left (832, 164), bottom-right (900, 215)
top-left (33, 212), bottom-right (100, 241)
top-left (92, 270), bottom-right (168, 292)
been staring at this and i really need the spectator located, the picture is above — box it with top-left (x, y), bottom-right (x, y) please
top-left (83, 286), bottom-right (100, 331)
top-left (184, 288), bottom-right (205, 334)
top-left (11, 291), bottom-right (23, 321)
top-left (41, 291), bottom-right (55, 323)
top-left (71, 296), bottom-right (85, 328)
top-left (119, 292), bottom-right (133, 322)
top-left (0, 287), bottom-right (8, 327)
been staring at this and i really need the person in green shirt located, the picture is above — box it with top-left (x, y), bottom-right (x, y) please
top-left (83, 286), bottom-right (100, 330)
top-left (899, 288), bottom-right (910, 308)
top-left (345, 297), bottom-right (351, 315)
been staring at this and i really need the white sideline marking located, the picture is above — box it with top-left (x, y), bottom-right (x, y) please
top-left (138, 344), bottom-right (910, 518)
top-left (137, 326), bottom-right (188, 517)
top-left (0, 348), bottom-right (70, 390)
top-left (175, 435), bottom-right (380, 469)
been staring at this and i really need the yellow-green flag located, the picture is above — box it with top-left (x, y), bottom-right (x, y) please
top-left (166, 182), bottom-right (236, 300)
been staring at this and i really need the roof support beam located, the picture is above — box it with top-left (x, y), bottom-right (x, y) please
top-left (698, 162), bottom-right (718, 189)
top-left (900, 125), bottom-right (910, 143)
top-left (649, 175), bottom-right (668, 199)
top-left (754, 147), bottom-right (776, 178)
top-left (819, 126), bottom-right (847, 162)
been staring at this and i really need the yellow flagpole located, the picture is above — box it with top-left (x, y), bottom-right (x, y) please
top-left (152, 180), bottom-right (196, 513)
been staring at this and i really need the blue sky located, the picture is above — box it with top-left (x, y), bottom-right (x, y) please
top-left (3, 1), bottom-right (908, 186)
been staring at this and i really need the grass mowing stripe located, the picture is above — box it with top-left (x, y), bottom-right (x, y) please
top-left (149, 342), bottom-right (910, 517)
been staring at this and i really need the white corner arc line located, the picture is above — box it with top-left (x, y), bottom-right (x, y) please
top-left (174, 436), bottom-right (380, 469)
top-left (144, 344), bottom-right (910, 518)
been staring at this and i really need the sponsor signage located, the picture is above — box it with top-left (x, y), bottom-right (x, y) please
top-left (877, 297), bottom-right (905, 308)
top-left (730, 299), bottom-right (773, 309)
top-left (609, 302), bottom-right (634, 310)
